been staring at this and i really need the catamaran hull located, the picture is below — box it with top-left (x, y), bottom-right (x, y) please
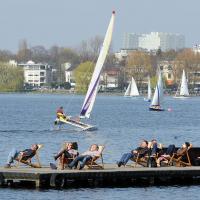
top-left (149, 107), bottom-right (164, 111)
top-left (54, 118), bottom-right (97, 131)
top-left (173, 96), bottom-right (190, 99)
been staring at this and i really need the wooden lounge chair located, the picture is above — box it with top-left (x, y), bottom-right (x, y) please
top-left (169, 144), bottom-right (192, 167)
top-left (86, 145), bottom-right (105, 169)
top-left (16, 144), bottom-right (43, 168)
top-left (58, 142), bottom-right (78, 170)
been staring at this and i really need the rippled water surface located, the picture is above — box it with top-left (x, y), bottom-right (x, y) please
top-left (0, 93), bottom-right (200, 199)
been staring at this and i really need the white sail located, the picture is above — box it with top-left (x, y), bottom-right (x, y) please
top-left (147, 76), bottom-right (151, 100)
top-left (124, 82), bottom-right (131, 96)
top-left (80, 11), bottom-right (115, 118)
top-left (124, 77), bottom-right (139, 97)
top-left (130, 77), bottom-right (139, 96)
top-left (150, 72), bottom-right (163, 107)
top-left (180, 70), bottom-right (189, 96)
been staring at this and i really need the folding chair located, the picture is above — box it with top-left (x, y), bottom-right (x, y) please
top-left (16, 144), bottom-right (43, 168)
top-left (86, 145), bottom-right (105, 169)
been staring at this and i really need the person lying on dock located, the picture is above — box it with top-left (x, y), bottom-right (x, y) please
top-left (68, 144), bottom-right (100, 170)
top-left (117, 140), bottom-right (149, 167)
top-left (4, 144), bottom-right (41, 168)
top-left (53, 142), bottom-right (78, 170)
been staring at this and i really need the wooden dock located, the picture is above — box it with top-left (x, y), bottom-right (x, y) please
top-left (1, 164), bottom-right (200, 188)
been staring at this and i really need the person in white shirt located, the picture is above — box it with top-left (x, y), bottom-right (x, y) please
top-left (68, 144), bottom-right (100, 170)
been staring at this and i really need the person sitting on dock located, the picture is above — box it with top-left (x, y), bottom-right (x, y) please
top-left (68, 144), bottom-right (100, 170)
top-left (117, 140), bottom-right (149, 167)
top-left (4, 144), bottom-right (40, 168)
top-left (54, 142), bottom-right (78, 170)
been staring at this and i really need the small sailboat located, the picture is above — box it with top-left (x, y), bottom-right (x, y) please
top-left (55, 11), bottom-right (115, 131)
top-left (144, 76), bottom-right (151, 102)
top-left (124, 77), bottom-right (139, 97)
top-left (149, 72), bottom-right (164, 111)
top-left (174, 70), bottom-right (190, 98)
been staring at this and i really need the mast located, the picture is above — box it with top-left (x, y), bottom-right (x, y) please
top-left (80, 11), bottom-right (115, 118)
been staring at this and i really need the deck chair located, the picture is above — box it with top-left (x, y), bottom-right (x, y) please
top-left (86, 145), bottom-right (105, 169)
top-left (58, 142), bottom-right (78, 170)
top-left (16, 144), bottom-right (43, 168)
top-left (169, 145), bottom-right (192, 167)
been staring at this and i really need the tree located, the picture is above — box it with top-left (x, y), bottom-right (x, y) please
top-left (0, 62), bottom-right (24, 91)
top-left (74, 61), bottom-right (95, 93)
top-left (175, 49), bottom-right (200, 87)
top-left (16, 39), bottom-right (31, 62)
top-left (125, 51), bottom-right (153, 89)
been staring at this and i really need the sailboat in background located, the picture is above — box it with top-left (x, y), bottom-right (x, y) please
top-left (124, 77), bottom-right (139, 97)
top-left (144, 76), bottom-right (151, 102)
top-left (149, 72), bottom-right (164, 111)
top-left (55, 11), bottom-right (115, 131)
top-left (174, 70), bottom-right (190, 98)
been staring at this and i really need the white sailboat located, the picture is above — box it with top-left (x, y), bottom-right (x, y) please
top-left (149, 72), bottom-right (164, 111)
top-left (55, 11), bottom-right (115, 131)
top-left (124, 77), bottom-right (139, 97)
top-left (174, 69), bottom-right (190, 98)
top-left (144, 76), bottom-right (151, 102)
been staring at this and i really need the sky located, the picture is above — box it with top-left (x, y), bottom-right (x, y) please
top-left (0, 0), bottom-right (200, 53)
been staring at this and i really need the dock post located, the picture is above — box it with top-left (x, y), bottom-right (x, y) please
top-left (35, 180), bottom-right (40, 188)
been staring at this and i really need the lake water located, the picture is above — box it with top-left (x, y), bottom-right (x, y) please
top-left (0, 93), bottom-right (200, 199)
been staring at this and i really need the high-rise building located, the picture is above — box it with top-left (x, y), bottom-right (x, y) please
top-left (122, 33), bottom-right (139, 49)
top-left (122, 32), bottom-right (185, 51)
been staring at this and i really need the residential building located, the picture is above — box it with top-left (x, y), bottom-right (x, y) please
top-left (100, 67), bottom-right (120, 89)
top-left (18, 60), bottom-right (52, 87)
top-left (158, 61), bottom-right (175, 85)
top-left (122, 33), bottom-right (140, 49)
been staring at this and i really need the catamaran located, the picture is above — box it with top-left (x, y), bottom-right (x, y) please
top-left (174, 69), bottom-right (190, 98)
top-left (149, 72), bottom-right (164, 111)
top-left (144, 76), bottom-right (151, 102)
top-left (124, 77), bottom-right (139, 97)
top-left (54, 11), bottom-right (115, 131)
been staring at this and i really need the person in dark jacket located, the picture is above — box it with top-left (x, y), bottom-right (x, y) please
top-left (117, 140), bottom-right (149, 167)
top-left (5, 144), bottom-right (39, 168)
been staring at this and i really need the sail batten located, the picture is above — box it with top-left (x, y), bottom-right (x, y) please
top-left (80, 12), bottom-right (115, 118)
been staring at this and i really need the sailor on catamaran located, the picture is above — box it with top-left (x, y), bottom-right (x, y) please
top-left (56, 106), bottom-right (68, 120)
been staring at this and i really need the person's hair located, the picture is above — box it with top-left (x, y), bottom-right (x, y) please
top-left (142, 140), bottom-right (148, 145)
top-left (60, 106), bottom-right (63, 109)
top-left (90, 144), bottom-right (99, 150)
top-left (185, 142), bottom-right (190, 148)
top-left (151, 139), bottom-right (157, 142)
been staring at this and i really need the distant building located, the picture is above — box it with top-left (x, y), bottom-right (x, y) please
top-left (100, 68), bottom-right (120, 88)
top-left (158, 61), bottom-right (175, 85)
top-left (193, 44), bottom-right (200, 54)
top-left (122, 32), bottom-right (185, 52)
top-left (18, 60), bottom-right (52, 87)
top-left (62, 62), bottom-right (76, 87)
top-left (123, 33), bottom-right (140, 49)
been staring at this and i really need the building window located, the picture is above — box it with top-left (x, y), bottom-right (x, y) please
top-left (168, 73), bottom-right (172, 79)
top-left (40, 65), bottom-right (45, 70)
top-left (40, 72), bottom-right (45, 76)
top-left (28, 80), bottom-right (33, 82)
top-left (160, 66), bottom-right (163, 70)
top-left (40, 77), bottom-right (45, 82)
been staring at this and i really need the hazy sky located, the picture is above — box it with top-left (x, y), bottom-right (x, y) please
top-left (0, 0), bottom-right (200, 52)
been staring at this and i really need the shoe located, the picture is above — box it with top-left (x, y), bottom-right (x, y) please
top-left (117, 161), bottom-right (122, 167)
top-left (78, 164), bottom-right (84, 170)
top-left (50, 163), bottom-right (57, 170)
top-left (4, 164), bottom-right (11, 168)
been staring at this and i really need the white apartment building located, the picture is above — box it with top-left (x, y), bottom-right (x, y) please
top-left (123, 33), bottom-right (140, 49)
top-left (122, 32), bottom-right (185, 51)
top-left (18, 60), bottom-right (52, 87)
